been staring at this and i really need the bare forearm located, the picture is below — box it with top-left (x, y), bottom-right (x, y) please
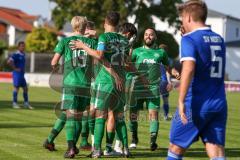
top-left (82, 45), bottom-right (102, 59)
top-left (178, 64), bottom-right (194, 103)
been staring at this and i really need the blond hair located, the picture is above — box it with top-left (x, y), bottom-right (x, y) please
top-left (71, 16), bottom-right (87, 32)
top-left (178, 0), bottom-right (208, 23)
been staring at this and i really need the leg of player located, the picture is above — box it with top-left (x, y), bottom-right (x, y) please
top-left (43, 111), bottom-right (66, 151)
top-left (64, 109), bottom-right (82, 158)
top-left (205, 143), bottom-right (226, 160)
top-left (149, 109), bottom-right (159, 151)
top-left (104, 110), bottom-right (121, 156)
top-left (92, 109), bottom-right (107, 158)
top-left (22, 86), bottom-right (33, 109)
top-left (80, 108), bottom-right (91, 150)
top-left (12, 86), bottom-right (20, 109)
top-left (162, 94), bottom-right (170, 120)
top-left (167, 143), bottom-right (185, 160)
top-left (88, 104), bottom-right (95, 149)
top-left (129, 108), bottom-right (139, 149)
top-left (115, 111), bottom-right (130, 157)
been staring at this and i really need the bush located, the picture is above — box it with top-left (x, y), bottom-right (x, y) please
top-left (25, 27), bottom-right (58, 53)
top-left (0, 40), bottom-right (7, 55)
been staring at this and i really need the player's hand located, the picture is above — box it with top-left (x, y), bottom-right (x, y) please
top-left (178, 101), bottom-right (188, 124)
top-left (84, 30), bottom-right (97, 37)
top-left (69, 40), bottom-right (84, 50)
top-left (171, 68), bottom-right (181, 80)
top-left (113, 73), bottom-right (124, 91)
top-left (166, 83), bottom-right (173, 92)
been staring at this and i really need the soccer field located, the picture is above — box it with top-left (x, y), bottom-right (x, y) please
top-left (0, 83), bottom-right (239, 160)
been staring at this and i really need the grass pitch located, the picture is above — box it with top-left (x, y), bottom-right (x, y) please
top-left (0, 83), bottom-right (239, 160)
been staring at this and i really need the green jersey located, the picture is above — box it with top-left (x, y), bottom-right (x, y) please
top-left (130, 46), bottom-right (169, 85)
top-left (94, 32), bottom-right (129, 84)
top-left (54, 35), bottom-right (97, 87)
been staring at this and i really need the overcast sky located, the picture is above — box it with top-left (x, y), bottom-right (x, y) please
top-left (0, 0), bottom-right (240, 20)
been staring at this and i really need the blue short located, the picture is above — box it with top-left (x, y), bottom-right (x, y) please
top-left (13, 73), bottom-right (27, 87)
top-left (170, 103), bottom-right (227, 149)
top-left (160, 81), bottom-right (169, 98)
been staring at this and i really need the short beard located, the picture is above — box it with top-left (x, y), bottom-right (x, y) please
top-left (144, 40), bottom-right (155, 47)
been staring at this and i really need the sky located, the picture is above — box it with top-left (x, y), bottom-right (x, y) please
top-left (0, 0), bottom-right (240, 20)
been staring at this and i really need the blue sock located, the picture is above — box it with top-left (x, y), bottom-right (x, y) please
top-left (163, 104), bottom-right (169, 116)
top-left (23, 92), bottom-right (28, 103)
top-left (211, 157), bottom-right (226, 160)
top-left (166, 150), bottom-right (182, 160)
top-left (13, 91), bottom-right (18, 103)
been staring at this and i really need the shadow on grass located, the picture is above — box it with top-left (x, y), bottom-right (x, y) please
top-left (131, 147), bottom-right (240, 158)
top-left (0, 123), bottom-right (53, 129)
top-left (0, 101), bottom-right (58, 110)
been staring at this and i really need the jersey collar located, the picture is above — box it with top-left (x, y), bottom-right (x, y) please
top-left (183, 26), bottom-right (211, 37)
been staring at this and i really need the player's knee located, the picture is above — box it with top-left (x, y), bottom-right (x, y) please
top-left (95, 109), bottom-right (107, 119)
top-left (130, 112), bottom-right (138, 121)
top-left (169, 143), bottom-right (185, 155)
top-left (149, 110), bottom-right (158, 120)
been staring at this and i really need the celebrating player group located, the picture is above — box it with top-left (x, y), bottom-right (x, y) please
top-left (43, 0), bottom-right (228, 159)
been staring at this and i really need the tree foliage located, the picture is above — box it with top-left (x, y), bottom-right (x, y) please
top-left (50, 0), bottom-right (182, 58)
top-left (25, 27), bottom-right (58, 53)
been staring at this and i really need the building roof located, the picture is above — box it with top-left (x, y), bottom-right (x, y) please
top-left (208, 9), bottom-right (240, 21)
top-left (0, 6), bottom-right (39, 32)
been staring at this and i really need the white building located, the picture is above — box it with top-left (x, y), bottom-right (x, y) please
top-left (154, 9), bottom-right (240, 81)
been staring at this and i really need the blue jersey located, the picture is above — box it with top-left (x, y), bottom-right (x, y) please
top-left (10, 51), bottom-right (26, 75)
top-left (180, 27), bottom-right (226, 112)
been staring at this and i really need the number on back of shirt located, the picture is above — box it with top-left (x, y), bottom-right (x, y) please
top-left (210, 45), bottom-right (223, 78)
top-left (72, 49), bottom-right (87, 68)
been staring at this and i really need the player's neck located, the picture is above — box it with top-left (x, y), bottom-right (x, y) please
top-left (105, 26), bottom-right (117, 33)
top-left (189, 23), bottom-right (207, 32)
top-left (72, 31), bottom-right (84, 36)
top-left (144, 44), bottom-right (155, 49)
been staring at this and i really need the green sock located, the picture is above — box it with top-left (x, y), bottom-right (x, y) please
top-left (47, 112), bottom-right (66, 143)
top-left (81, 115), bottom-right (89, 145)
top-left (106, 131), bottom-right (115, 152)
top-left (75, 118), bottom-right (82, 146)
top-left (129, 120), bottom-right (138, 137)
top-left (116, 120), bottom-right (128, 148)
top-left (150, 120), bottom-right (159, 143)
top-left (88, 115), bottom-right (95, 135)
top-left (65, 117), bottom-right (75, 149)
top-left (115, 131), bottom-right (120, 141)
top-left (94, 118), bottom-right (106, 150)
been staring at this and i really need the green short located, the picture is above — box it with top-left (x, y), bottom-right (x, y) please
top-left (61, 88), bottom-right (90, 111)
top-left (90, 83), bottom-right (125, 112)
top-left (129, 97), bottom-right (160, 112)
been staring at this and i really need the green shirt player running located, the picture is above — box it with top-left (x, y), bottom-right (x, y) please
top-left (50, 16), bottom-right (97, 159)
top-left (128, 28), bottom-right (180, 151)
top-left (70, 12), bottom-right (137, 158)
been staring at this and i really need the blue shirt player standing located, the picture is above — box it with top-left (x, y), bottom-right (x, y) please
top-left (7, 41), bottom-right (33, 109)
top-left (167, 1), bottom-right (227, 160)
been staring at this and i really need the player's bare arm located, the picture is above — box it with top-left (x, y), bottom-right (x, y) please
top-left (7, 58), bottom-right (21, 72)
top-left (178, 60), bottom-right (195, 124)
top-left (51, 53), bottom-right (61, 70)
top-left (165, 66), bottom-right (181, 80)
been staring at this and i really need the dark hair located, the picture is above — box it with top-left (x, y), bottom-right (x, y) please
top-left (86, 21), bottom-right (95, 30)
top-left (177, 0), bottom-right (208, 23)
top-left (105, 11), bottom-right (120, 27)
top-left (18, 41), bottom-right (25, 46)
top-left (119, 23), bottom-right (137, 36)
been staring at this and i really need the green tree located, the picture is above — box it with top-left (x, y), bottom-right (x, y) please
top-left (50, 0), bottom-right (182, 58)
top-left (25, 27), bottom-right (58, 53)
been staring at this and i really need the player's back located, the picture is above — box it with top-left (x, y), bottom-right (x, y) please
top-left (181, 27), bottom-right (227, 112)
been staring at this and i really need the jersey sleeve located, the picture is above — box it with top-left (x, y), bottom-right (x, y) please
top-left (180, 36), bottom-right (196, 62)
top-left (161, 49), bottom-right (169, 66)
top-left (54, 39), bottom-right (65, 55)
top-left (97, 34), bottom-right (106, 51)
top-left (9, 53), bottom-right (16, 62)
